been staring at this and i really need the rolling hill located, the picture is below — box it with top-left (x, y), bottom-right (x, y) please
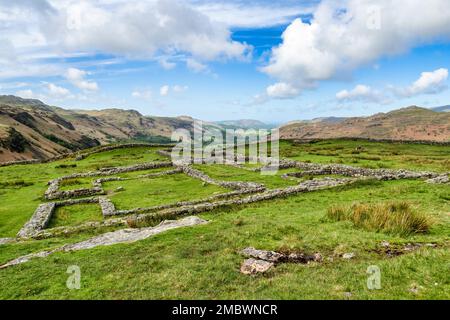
top-left (0, 96), bottom-right (194, 162)
top-left (280, 106), bottom-right (450, 142)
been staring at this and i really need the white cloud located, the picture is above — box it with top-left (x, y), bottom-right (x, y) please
top-left (158, 57), bottom-right (176, 70)
top-left (173, 85), bottom-right (188, 93)
top-left (0, 0), bottom-right (252, 81)
top-left (395, 68), bottom-right (448, 97)
top-left (263, 0), bottom-right (450, 97)
top-left (194, 2), bottom-right (315, 28)
top-left (160, 85), bottom-right (170, 97)
top-left (267, 82), bottom-right (300, 99)
top-left (65, 68), bottom-right (99, 92)
top-left (45, 82), bottom-right (71, 98)
top-left (15, 89), bottom-right (35, 99)
top-left (336, 85), bottom-right (384, 103)
top-left (15, 89), bottom-right (46, 101)
top-left (160, 84), bottom-right (188, 97)
top-left (186, 58), bottom-right (209, 73)
top-left (132, 89), bottom-right (152, 100)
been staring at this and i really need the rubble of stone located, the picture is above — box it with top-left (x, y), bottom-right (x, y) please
top-left (99, 197), bottom-right (117, 217)
top-left (0, 238), bottom-right (15, 245)
top-left (17, 203), bottom-right (56, 238)
top-left (426, 174), bottom-right (450, 184)
top-left (241, 247), bottom-right (284, 263)
top-left (111, 188), bottom-right (264, 217)
top-left (1, 216), bottom-right (207, 269)
top-left (138, 168), bottom-right (183, 178)
top-left (180, 165), bottom-right (265, 190)
top-left (240, 259), bottom-right (274, 275)
top-left (240, 247), bottom-right (323, 274)
top-left (279, 160), bottom-right (439, 181)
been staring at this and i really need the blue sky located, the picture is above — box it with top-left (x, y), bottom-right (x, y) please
top-left (0, 0), bottom-right (449, 124)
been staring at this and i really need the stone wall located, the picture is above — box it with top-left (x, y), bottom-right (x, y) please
top-left (130, 177), bottom-right (354, 226)
top-left (180, 165), bottom-right (265, 190)
top-left (276, 159), bottom-right (440, 181)
top-left (291, 137), bottom-right (450, 146)
top-left (99, 197), bottom-right (117, 217)
top-left (0, 143), bottom-right (175, 167)
top-left (108, 188), bottom-right (265, 217)
top-left (17, 203), bottom-right (56, 238)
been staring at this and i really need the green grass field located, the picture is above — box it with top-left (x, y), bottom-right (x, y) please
top-left (0, 140), bottom-right (449, 300)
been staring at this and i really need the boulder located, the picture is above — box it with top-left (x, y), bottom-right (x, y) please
top-left (240, 258), bottom-right (274, 275)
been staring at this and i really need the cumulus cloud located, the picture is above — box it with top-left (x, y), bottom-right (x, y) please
top-left (15, 89), bottom-right (35, 99)
top-left (65, 68), bottom-right (99, 92)
top-left (160, 84), bottom-right (188, 97)
top-left (132, 89), bottom-right (152, 100)
top-left (395, 68), bottom-right (448, 97)
top-left (45, 82), bottom-right (72, 98)
top-left (186, 58), bottom-right (209, 73)
top-left (337, 68), bottom-right (448, 104)
top-left (267, 82), bottom-right (300, 99)
top-left (160, 85), bottom-right (170, 97)
top-left (263, 0), bottom-right (450, 97)
top-left (173, 85), bottom-right (188, 93)
top-left (0, 0), bottom-right (252, 80)
top-left (336, 85), bottom-right (385, 103)
top-left (194, 2), bottom-right (315, 28)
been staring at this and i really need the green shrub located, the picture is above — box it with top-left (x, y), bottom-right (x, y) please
top-left (327, 201), bottom-right (432, 236)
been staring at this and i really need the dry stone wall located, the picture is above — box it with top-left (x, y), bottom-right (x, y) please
top-left (17, 203), bottom-right (56, 238)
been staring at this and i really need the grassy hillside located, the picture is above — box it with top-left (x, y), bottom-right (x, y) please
top-left (0, 140), bottom-right (448, 299)
top-left (0, 96), bottom-right (189, 162)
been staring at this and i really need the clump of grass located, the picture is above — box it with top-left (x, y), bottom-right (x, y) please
top-left (55, 163), bottom-right (77, 169)
top-left (0, 179), bottom-right (33, 188)
top-left (327, 201), bottom-right (432, 236)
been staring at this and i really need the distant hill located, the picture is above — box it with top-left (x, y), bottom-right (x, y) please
top-left (280, 106), bottom-right (450, 142)
top-left (215, 119), bottom-right (272, 130)
top-left (0, 96), bottom-right (194, 162)
top-left (431, 105), bottom-right (450, 112)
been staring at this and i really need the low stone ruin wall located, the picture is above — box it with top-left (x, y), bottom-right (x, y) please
top-left (99, 197), bottom-right (117, 217)
top-left (426, 174), bottom-right (450, 184)
top-left (44, 161), bottom-right (174, 200)
top-left (180, 165), bottom-right (265, 190)
top-left (74, 143), bottom-right (175, 161)
top-left (0, 143), bottom-right (175, 167)
top-left (277, 159), bottom-right (441, 181)
top-left (17, 203), bottom-right (56, 238)
top-left (130, 177), bottom-right (354, 226)
top-left (107, 187), bottom-right (266, 217)
top-left (0, 159), bottom-right (41, 167)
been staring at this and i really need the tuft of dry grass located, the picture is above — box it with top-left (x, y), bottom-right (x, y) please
top-left (327, 201), bottom-right (433, 236)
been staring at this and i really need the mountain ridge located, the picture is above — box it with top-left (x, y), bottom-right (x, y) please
top-left (280, 106), bottom-right (450, 142)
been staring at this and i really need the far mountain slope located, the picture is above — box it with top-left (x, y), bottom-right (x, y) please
top-left (280, 106), bottom-right (450, 142)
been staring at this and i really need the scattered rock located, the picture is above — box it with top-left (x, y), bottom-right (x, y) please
top-left (409, 284), bottom-right (423, 294)
top-left (240, 258), bottom-right (274, 275)
top-left (0, 238), bottom-right (15, 245)
top-left (1, 216), bottom-right (208, 269)
top-left (426, 174), bottom-right (449, 185)
top-left (343, 292), bottom-right (353, 299)
top-left (342, 253), bottom-right (355, 259)
top-left (241, 247), bottom-right (284, 263)
top-left (116, 186), bottom-right (125, 192)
